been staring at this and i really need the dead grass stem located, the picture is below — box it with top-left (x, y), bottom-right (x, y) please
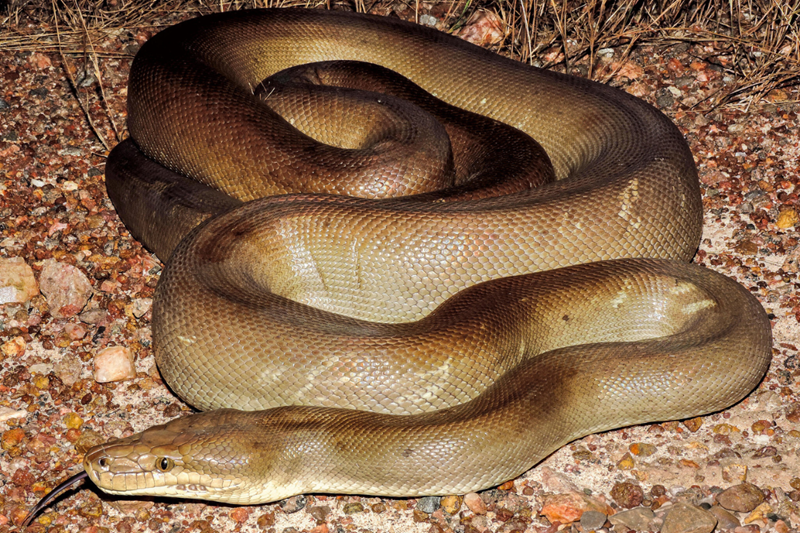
top-left (1, 0), bottom-right (798, 108)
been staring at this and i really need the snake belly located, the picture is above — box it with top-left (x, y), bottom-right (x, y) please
top-left (94, 8), bottom-right (772, 504)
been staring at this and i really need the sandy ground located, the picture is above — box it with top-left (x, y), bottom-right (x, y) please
top-left (1, 4), bottom-right (799, 532)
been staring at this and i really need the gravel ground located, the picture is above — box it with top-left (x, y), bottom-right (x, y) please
top-left (1, 4), bottom-right (799, 533)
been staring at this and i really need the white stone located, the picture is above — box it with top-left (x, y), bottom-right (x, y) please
top-left (94, 346), bottom-right (136, 383)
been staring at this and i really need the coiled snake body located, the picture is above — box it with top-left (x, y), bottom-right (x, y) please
top-left (81, 8), bottom-right (770, 505)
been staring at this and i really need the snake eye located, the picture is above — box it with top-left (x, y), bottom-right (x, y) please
top-left (156, 457), bottom-right (174, 472)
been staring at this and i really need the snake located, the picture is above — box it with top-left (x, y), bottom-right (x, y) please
top-left (25, 7), bottom-right (772, 521)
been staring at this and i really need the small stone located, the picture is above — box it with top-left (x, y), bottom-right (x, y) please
top-left (661, 502), bottom-right (717, 533)
top-left (279, 494), bottom-right (307, 513)
top-left (441, 495), bottom-right (462, 514)
top-left (777, 208), bottom-right (798, 229)
top-left (0, 407), bottom-right (26, 423)
top-left (370, 503), bottom-right (385, 513)
top-left (498, 480), bottom-right (515, 491)
top-left (63, 412), bottom-right (83, 429)
top-left (107, 500), bottom-right (155, 515)
top-left (1, 336), bottom-right (25, 357)
top-left (496, 507), bottom-right (515, 521)
top-left (256, 512), bottom-right (275, 528)
top-left (417, 496), bottom-right (441, 514)
top-left (308, 505), bottom-right (330, 522)
top-left (93, 346), bottom-right (135, 383)
top-left (456, 10), bottom-right (505, 47)
top-left (683, 417), bottom-right (703, 432)
top-left (629, 442), bottom-right (657, 456)
top-left (791, 478), bottom-right (800, 491)
top-left (64, 322), bottom-right (87, 340)
top-left (721, 464), bottom-right (748, 483)
top-left (610, 482), bottom-right (644, 508)
top-left (617, 452), bottom-right (635, 470)
top-left (230, 508), bottom-right (250, 523)
top-left (716, 483), bottom-right (765, 512)
top-left (39, 259), bottom-right (93, 318)
top-left (539, 492), bottom-right (613, 523)
top-left (0, 257), bottom-right (39, 304)
top-left (1, 428), bottom-right (26, 450)
top-left (609, 507), bottom-right (655, 531)
top-left (80, 307), bottom-right (108, 324)
top-left (580, 510), bottom-right (607, 530)
top-left (464, 492), bottom-right (486, 514)
top-left (342, 502), bottom-right (363, 514)
top-left (33, 374), bottom-right (49, 390)
top-left (751, 420), bottom-right (772, 434)
top-left (708, 505), bottom-right (741, 529)
top-left (74, 429), bottom-right (105, 453)
top-left (656, 91), bottom-right (674, 109)
top-left (743, 502), bottom-right (773, 524)
top-left (78, 498), bottom-right (103, 520)
top-left (54, 353), bottom-right (83, 386)
top-left (713, 423), bottom-right (740, 435)
top-left (131, 298), bottom-right (152, 318)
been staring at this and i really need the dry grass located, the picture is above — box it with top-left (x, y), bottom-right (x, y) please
top-left (1, 0), bottom-right (798, 108)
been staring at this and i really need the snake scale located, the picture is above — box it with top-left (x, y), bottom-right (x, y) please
top-left (33, 7), bottom-right (772, 511)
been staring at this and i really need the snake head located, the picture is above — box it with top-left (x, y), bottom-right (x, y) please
top-left (83, 409), bottom-right (301, 505)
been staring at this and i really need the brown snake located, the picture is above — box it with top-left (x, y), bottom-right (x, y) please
top-left (27, 7), bottom-right (771, 516)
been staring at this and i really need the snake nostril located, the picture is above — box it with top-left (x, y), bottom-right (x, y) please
top-left (98, 457), bottom-right (108, 469)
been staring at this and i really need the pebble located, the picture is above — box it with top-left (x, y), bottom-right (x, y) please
top-left (54, 353), bottom-right (83, 385)
top-left (464, 492), bottom-right (487, 515)
top-left (777, 208), bottom-right (798, 229)
top-left (716, 482), bottom-right (766, 512)
top-left (342, 502), bottom-right (363, 514)
top-left (131, 297), bottom-right (153, 318)
top-left (229, 507), bottom-right (250, 523)
top-left (93, 346), bottom-right (135, 383)
top-left (307, 505), bottom-right (330, 522)
top-left (416, 496), bottom-right (441, 514)
top-left (38, 259), bottom-right (93, 318)
top-left (661, 502), bottom-right (717, 533)
top-left (722, 463), bottom-right (749, 483)
top-left (0, 407), bottom-right (26, 423)
top-left (610, 482), bottom-right (644, 508)
top-left (539, 491), bottom-right (613, 523)
top-left (682, 417), bottom-right (703, 432)
top-left (579, 510), bottom-right (607, 530)
top-left (609, 506), bottom-right (655, 531)
top-left (0, 257), bottom-right (38, 304)
top-left (616, 452), bottom-right (635, 469)
top-left (418, 14), bottom-right (437, 27)
top-left (656, 90), bottom-right (674, 109)
top-left (708, 505), bottom-right (741, 529)
top-left (629, 442), bottom-right (657, 456)
top-left (79, 306), bottom-right (108, 325)
top-left (743, 501), bottom-right (773, 524)
top-left (1, 336), bottom-right (25, 358)
top-left (440, 495), bottom-right (462, 514)
top-left (256, 512), bottom-right (275, 527)
top-left (279, 495), bottom-right (307, 513)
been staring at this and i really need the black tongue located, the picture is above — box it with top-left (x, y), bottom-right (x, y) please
top-left (22, 471), bottom-right (89, 528)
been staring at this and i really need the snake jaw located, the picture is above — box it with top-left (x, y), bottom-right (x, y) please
top-left (84, 443), bottom-right (247, 502)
